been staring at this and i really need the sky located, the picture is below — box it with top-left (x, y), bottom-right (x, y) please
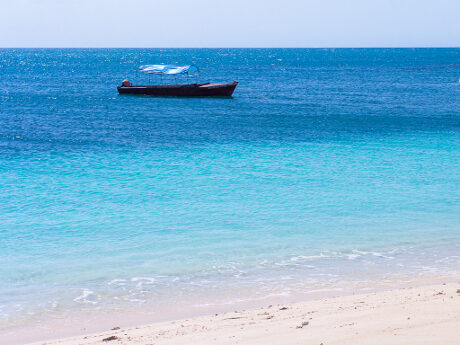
top-left (0, 0), bottom-right (459, 48)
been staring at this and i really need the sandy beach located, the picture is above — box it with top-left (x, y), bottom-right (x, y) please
top-left (26, 282), bottom-right (460, 345)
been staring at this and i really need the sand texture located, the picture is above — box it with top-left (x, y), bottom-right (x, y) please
top-left (29, 282), bottom-right (460, 345)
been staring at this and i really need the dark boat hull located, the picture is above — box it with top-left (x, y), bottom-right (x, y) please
top-left (118, 81), bottom-right (238, 97)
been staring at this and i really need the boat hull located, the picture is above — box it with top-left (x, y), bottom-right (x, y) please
top-left (117, 81), bottom-right (238, 97)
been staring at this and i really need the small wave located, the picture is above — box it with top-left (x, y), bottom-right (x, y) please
top-left (291, 254), bottom-right (329, 261)
top-left (73, 289), bottom-right (99, 305)
top-left (346, 254), bottom-right (360, 260)
top-left (131, 277), bottom-right (156, 288)
top-left (131, 277), bottom-right (156, 283)
top-left (108, 279), bottom-right (127, 285)
top-left (273, 254), bottom-right (329, 267)
top-left (351, 250), bottom-right (395, 260)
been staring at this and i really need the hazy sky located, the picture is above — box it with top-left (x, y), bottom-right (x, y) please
top-left (1, 0), bottom-right (459, 47)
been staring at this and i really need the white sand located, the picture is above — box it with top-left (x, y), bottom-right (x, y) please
top-left (28, 282), bottom-right (460, 345)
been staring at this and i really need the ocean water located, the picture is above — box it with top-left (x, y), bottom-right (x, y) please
top-left (1, 49), bottom-right (460, 333)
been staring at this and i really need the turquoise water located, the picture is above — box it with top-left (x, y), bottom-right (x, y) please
top-left (0, 49), bottom-right (460, 328)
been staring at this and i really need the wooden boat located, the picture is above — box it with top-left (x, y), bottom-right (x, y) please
top-left (118, 81), bottom-right (238, 97)
top-left (118, 64), bottom-right (238, 97)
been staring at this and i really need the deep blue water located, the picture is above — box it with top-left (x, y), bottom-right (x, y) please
top-left (0, 49), bottom-right (459, 328)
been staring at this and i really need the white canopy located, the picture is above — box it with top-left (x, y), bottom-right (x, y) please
top-left (138, 65), bottom-right (199, 75)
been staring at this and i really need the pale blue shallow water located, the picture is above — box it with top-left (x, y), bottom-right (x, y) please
top-left (0, 49), bottom-right (459, 327)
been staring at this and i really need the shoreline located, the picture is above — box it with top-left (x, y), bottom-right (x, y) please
top-left (4, 277), bottom-right (458, 345)
top-left (26, 282), bottom-right (460, 345)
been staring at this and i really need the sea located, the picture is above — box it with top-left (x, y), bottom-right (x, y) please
top-left (0, 48), bottom-right (459, 340)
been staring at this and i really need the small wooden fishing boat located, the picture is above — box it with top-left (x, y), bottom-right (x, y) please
top-left (118, 81), bottom-right (238, 97)
top-left (118, 64), bottom-right (238, 97)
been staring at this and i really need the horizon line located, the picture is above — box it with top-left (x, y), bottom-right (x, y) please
top-left (1, 46), bottom-right (459, 49)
